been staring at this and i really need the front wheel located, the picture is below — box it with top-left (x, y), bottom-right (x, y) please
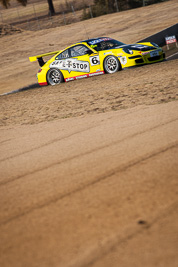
top-left (47, 68), bottom-right (64, 86)
top-left (103, 55), bottom-right (121, 74)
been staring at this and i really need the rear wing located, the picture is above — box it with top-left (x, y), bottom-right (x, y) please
top-left (29, 51), bottom-right (60, 67)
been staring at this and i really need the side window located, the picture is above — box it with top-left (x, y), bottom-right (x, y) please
top-left (56, 45), bottom-right (92, 60)
top-left (70, 45), bottom-right (92, 57)
top-left (56, 49), bottom-right (70, 59)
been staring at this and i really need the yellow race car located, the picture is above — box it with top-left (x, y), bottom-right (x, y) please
top-left (29, 37), bottom-right (165, 86)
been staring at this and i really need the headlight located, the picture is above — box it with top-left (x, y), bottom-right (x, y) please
top-left (151, 42), bottom-right (159, 48)
top-left (122, 48), bottom-right (133, 54)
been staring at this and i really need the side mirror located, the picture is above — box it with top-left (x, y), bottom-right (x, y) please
top-left (86, 50), bottom-right (93, 55)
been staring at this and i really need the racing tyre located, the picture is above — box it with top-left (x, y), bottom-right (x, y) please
top-left (104, 55), bottom-right (121, 74)
top-left (47, 68), bottom-right (64, 85)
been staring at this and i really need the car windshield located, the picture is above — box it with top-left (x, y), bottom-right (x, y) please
top-left (87, 38), bottom-right (125, 51)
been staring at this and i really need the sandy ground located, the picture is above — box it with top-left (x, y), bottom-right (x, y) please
top-left (1, 101), bottom-right (178, 267)
top-left (0, 1), bottom-right (178, 266)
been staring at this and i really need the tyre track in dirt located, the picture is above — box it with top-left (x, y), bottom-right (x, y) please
top-left (1, 101), bottom-right (178, 163)
top-left (0, 142), bottom-right (177, 227)
top-left (1, 117), bottom-right (178, 186)
top-left (0, 107), bottom-right (143, 162)
top-left (68, 202), bottom-right (178, 267)
top-left (1, 102), bottom-right (178, 229)
top-left (1, 127), bottom-right (178, 267)
top-left (0, 124), bottom-right (98, 163)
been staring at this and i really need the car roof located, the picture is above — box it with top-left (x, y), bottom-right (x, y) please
top-left (80, 37), bottom-right (110, 43)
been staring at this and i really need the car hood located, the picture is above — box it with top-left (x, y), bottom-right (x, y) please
top-left (116, 44), bottom-right (157, 51)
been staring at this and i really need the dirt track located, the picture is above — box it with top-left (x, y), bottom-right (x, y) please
top-left (1, 101), bottom-right (178, 266)
top-left (0, 1), bottom-right (178, 266)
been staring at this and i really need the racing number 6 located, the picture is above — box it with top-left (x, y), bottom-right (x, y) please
top-left (90, 56), bottom-right (100, 66)
top-left (92, 57), bottom-right (99, 65)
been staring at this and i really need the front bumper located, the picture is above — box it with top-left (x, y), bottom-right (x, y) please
top-left (128, 51), bottom-right (165, 65)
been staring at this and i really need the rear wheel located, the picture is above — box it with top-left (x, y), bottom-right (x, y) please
top-left (47, 68), bottom-right (64, 85)
top-left (104, 55), bottom-right (121, 74)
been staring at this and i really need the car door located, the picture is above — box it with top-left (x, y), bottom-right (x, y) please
top-left (52, 44), bottom-right (102, 81)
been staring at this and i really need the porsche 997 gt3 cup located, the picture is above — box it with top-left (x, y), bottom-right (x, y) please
top-left (29, 37), bottom-right (165, 86)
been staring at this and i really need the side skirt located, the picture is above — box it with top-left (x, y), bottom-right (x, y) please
top-left (65, 71), bottom-right (104, 82)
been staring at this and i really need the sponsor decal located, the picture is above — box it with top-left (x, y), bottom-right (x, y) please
top-left (90, 55), bottom-right (100, 66)
top-left (89, 71), bottom-right (104, 77)
top-left (165, 35), bottom-right (177, 44)
top-left (76, 75), bottom-right (88, 79)
top-left (142, 48), bottom-right (162, 56)
top-left (50, 59), bottom-right (90, 73)
top-left (141, 52), bottom-right (149, 55)
top-left (114, 46), bottom-right (123, 49)
top-left (104, 51), bottom-right (113, 55)
top-left (131, 45), bottom-right (149, 49)
top-left (150, 50), bottom-right (159, 57)
top-left (88, 38), bottom-right (112, 45)
top-left (65, 77), bottom-right (75, 82)
top-left (65, 71), bottom-right (104, 82)
top-left (120, 56), bottom-right (127, 65)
